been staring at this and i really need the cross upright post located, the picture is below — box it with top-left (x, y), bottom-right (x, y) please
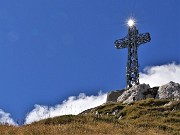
top-left (115, 19), bottom-right (151, 88)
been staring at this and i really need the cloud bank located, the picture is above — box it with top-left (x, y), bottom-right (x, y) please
top-left (0, 109), bottom-right (17, 126)
top-left (24, 92), bottom-right (107, 124)
top-left (140, 63), bottom-right (180, 87)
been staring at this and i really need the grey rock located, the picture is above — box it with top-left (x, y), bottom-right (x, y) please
top-left (117, 84), bottom-right (150, 103)
top-left (107, 81), bottom-right (180, 104)
top-left (156, 81), bottom-right (180, 100)
top-left (106, 89), bottom-right (125, 103)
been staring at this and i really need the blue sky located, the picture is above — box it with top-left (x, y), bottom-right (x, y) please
top-left (0, 0), bottom-right (179, 122)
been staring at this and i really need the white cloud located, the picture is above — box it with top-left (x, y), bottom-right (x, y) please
top-left (0, 109), bottom-right (17, 126)
top-left (24, 92), bottom-right (107, 125)
top-left (140, 63), bottom-right (180, 87)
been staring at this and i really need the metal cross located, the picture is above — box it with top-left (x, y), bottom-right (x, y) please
top-left (115, 23), bottom-right (151, 88)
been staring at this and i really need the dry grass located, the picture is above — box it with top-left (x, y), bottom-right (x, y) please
top-left (0, 99), bottom-right (179, 135)
top-left (0, 116), bottom-right (170, 135)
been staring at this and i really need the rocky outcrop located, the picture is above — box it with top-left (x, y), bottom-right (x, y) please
top-left (107, 82), bottom-right (180, 104)
top-left (106, 89), bottom-right (125, 102)
top-left (117, 84), bottom-right (150, 103)
top-left (156, 81), bottom-right (180, 100)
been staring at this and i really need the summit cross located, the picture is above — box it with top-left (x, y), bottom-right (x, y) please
top-left (115, 19), bottom-right (151, 88)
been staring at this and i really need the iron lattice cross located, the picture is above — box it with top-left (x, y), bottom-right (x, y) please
top-left (115, 24), bottom-right (151, 88)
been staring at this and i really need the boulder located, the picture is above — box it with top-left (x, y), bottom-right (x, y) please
top-left (117, 84), bottom-right (150, 103)
top-left (106, 89), bottom-right (125, 103)
top-left (156, 81), bottom-right (180, 100)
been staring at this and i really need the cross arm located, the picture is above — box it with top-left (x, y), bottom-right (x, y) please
top-left (114, 37), bottom-right (129, 49)
top-left (137, 32), bottom-right (151, 46)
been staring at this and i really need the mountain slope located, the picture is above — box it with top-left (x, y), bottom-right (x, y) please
top-left (0, 98), bottom-right (179, 135)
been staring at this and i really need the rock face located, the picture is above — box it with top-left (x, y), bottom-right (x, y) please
top-left (156, 81), bottom-right (180, 100)
top-left (117, 84), bottom-right (150, 103)
top-left (106, 89), bottom-right (125, 102)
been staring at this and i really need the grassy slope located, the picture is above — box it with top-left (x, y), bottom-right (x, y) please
top-left (0, 98), bottom-right (180, 135)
